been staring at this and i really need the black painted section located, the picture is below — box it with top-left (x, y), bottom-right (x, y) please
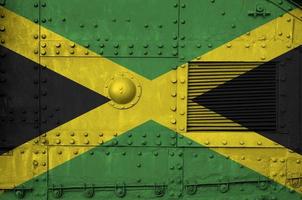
top-left (193, 63), bottom-right (277, 132)
top-left (0, 46), bottom-right (109, 153)
top-left (288, 0), bottom-right (302, 7)
top-left (194, 46), bottom-right (302, 154)
top-left (0, 46), bottom-right (39, 153)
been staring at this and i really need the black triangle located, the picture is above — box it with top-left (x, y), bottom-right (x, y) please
top-left (0, 45), bottom-right (109, 153)
top-left (193, 46), bottom-right (302, 154)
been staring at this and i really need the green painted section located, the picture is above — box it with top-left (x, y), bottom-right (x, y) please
top-left (2, 0), bottom-right (39, 23)
top-left (102, 120), bottom-right (177, 147)
top-left (178, 0), bottom-right (296, 61)
top-left (3, 0), bottom-right (297, 79)
top-left (1, 121), bottom-right (301, 199)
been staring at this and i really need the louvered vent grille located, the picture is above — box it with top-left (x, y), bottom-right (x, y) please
top-left (187, 62), bottom-right (277, 132)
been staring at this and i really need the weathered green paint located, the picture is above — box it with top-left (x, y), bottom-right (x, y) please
top-left (102, 120), bottom-right (178, 147)
top-left (1, 121), bottom-right (301, 199)
top-left (3, 0), bottom-right (296, 79)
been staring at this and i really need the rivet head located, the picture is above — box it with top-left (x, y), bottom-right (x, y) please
top-left (33, 160), bottom-right (39, 166)
top-left (170, 105), bottom-right (176, 111)
top-left (180, 78), bottom-right (185, 84)
top-left (40, 50), bottom-right (46, 55)
top-left (171, 77), bottom-right (177, 83)
top-left (171, 91), bottom-right (177, 97)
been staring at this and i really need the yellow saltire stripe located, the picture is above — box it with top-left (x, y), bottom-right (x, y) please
top-left (181, 9), bottom-right (302, 193)
top-left (0, 6), bottom-right (176, 189)
top-left (0, 6), bottom-right (302, 194)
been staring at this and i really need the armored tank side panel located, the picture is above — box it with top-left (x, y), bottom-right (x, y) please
top-left (0, 1), bottom-right (302, 199)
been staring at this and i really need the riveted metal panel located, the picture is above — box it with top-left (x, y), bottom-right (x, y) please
top-left (182, 147), bottom-right (300, 199)
top-left (47, 146), bottom-right (182, 199)
top-left (39, 0), bottom-right (179, 58)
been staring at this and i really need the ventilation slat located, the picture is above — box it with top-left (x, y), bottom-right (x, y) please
top-left (187, 63), bottom-right (277, 132)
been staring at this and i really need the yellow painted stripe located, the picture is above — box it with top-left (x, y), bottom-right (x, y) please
top-left (180, 8), bottom-right (302, 193)
top-left (1, 5), bottom-right (301, 194)
top-left (0, 6), bottom-right (176, 188)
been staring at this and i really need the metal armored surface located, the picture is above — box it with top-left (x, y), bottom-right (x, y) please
top-left (0, 0), bottom-right (302, 199)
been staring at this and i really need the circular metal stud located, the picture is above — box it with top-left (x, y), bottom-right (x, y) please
top-left (105, 72), bottom-right (141, 109)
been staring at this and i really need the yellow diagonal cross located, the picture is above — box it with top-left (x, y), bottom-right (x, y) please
top-left (0, 7), bottom-right (177, 189)
top-left (0, 6), bottom-right (302, 194)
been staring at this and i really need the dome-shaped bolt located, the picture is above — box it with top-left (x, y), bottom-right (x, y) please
top-left (170, 105), bottom-right (176, 111)
top-left (41, 50), bottom-right (46, 55)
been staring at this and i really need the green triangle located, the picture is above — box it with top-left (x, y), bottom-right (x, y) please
top-left (1, 121), bottom-right (301, 199)
top-left (103, 120), bottom-right (177, 147)
top-left (3, 0), bottom-right (298, 79)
